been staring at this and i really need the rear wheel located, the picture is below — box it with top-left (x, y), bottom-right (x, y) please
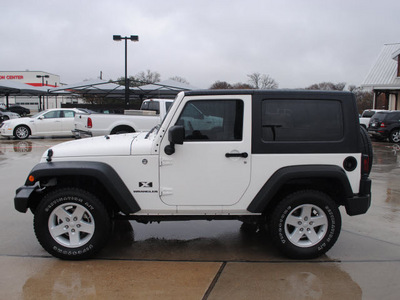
top-left (34, 188), bottom-right (111, 260)
top-left (389, 129), bottom-right (400, 143)
top-left (269, 190), bottom-right (341, 259)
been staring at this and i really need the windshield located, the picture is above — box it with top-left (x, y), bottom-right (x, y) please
top-left (157, 94), bottom-right (182, 132)
top-left (30, 111), bottom-right (45, 118)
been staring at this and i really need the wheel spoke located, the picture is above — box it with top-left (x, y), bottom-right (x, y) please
top-left (69, 231), bottom-right (81, 246)
top-left (286, 214), bottom-right (301, 227)
top-left (289, 228), bottom-right (305, 244)
top-left (50, 223), bottom-right (67, 237)
top-left (311, 215), bottom-right (327, 227)
top-left (71, 205), bottom-right (88, 222)
top-left (78, 221), bottom-right (95, 234)
top-left (53, 206), bottom-right (72, 221)
top-left (300, 205), bottom-right (312, 220)
top-left (305, 228), bottom-right (320, 244)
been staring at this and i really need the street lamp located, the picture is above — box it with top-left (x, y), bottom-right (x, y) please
top-left (36, 74), bottom-right (49, 86)
top-left (113, 35), bottom-right (139, 108)
top-left (36, 75), bottom-right (49, 111)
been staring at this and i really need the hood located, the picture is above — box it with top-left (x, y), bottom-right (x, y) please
top-left (41, 132), bottom-right (154, 161)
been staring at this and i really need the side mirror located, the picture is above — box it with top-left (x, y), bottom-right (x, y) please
top-left (164, 125), bottom-right (184, 155)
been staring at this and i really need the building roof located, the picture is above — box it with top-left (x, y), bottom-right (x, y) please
top-left (362, 43), bottom-right (400, 90)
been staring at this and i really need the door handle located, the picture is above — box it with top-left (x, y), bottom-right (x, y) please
top-left (225, 152), bottom-right (248, 158)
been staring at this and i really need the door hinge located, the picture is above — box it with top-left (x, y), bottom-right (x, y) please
top-left (160, 156), bottom-right (173, 166)
top-left (160, 188), bottom-right (173, 196)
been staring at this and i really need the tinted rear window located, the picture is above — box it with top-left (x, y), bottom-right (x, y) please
top-left (373, 112), bottom-right (390, 121)
top-left (362, 110), bottom-right (376, 118)
top-left (262, 99), bottom-right (343, 141)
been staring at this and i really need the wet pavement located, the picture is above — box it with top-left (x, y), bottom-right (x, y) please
top-left (0, 137), bottom-right (399, 299)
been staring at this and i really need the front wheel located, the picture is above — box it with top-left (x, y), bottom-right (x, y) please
top-left (389, 129), bottom-right (400, 143)
top-left (14, 125), bottom-right (30, 140)
top-left (269, 190), bottom-right (341, 259)
top-left (34, 188), bottom-right (111, 260)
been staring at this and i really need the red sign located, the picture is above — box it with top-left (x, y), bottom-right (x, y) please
top-left (0, 75), bottom-right (24, 80)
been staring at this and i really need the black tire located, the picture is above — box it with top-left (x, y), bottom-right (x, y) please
top-left (34, 188), bottom-right (111, 260)
top-left (269, 190), bottom-right (341, 259)
top-left (14, 125), bottom-right (30, 140)
top-left (389, 129), bottom-right (400, 143)
top-left (360, 126), bottom-right (373, 173)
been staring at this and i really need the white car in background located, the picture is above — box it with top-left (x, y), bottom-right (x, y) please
top-left (0, 108), bottom-right (20, 121)
top-left (0, 108), bottom-right (85, 140)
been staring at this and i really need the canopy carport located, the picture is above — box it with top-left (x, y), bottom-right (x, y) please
top-left (0, 81), bottom-right (70, 111)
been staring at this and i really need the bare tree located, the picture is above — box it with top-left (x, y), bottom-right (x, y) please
top-left (348, 85), bottom-right (373, 113)
top-left (210, 80), bottom-right (257, 89)
top-left (231, 82), bottom-right (254, 89)
top-left (135, 69), bottom-right (161, 84)
top-left (247, 73), bottom-right (263, 89)
top-left (210, 81), bottom-right (232, 89)
top-left (306, 82), bottom-right (346, 91)
top-left (169, 76), bottom-right (189, 84)
top-left (247, 73), bottom-right (278, 89)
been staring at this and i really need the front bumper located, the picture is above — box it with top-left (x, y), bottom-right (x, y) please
top-left (0, 127), bottom-right (13, 137)
top-left (14, 183), bottom-right (39, 213)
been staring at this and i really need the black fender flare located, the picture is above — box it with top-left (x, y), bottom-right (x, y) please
top-left (247, 165), bottom-right (353, 213)
top-left (26, 161), bottom-right (140, 214)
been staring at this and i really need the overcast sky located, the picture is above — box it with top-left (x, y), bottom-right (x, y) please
top-left (1, 0), bottom-right (399, 89)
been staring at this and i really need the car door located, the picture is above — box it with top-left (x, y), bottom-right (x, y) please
top-left (60, 110), bottom-right (76, 135)
top-left (33, 110), bottom-right (63, 136)
top-left (159, 95), bottom-right (251, 207)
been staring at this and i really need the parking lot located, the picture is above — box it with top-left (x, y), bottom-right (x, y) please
top-left (0, 137), bottom-right (399, 299)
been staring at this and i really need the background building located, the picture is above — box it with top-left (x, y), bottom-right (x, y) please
top-left (0, 71), bottom-right (76, 113)
top-left (0, 71), bottom-right (60, 87)
top-left (362, 43), bottom-right (400, 110)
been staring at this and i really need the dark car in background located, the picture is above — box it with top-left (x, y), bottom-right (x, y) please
top-left (8, 105), bottom-right (30, 117)
top-left (368, 111), bottom-right (400, 143)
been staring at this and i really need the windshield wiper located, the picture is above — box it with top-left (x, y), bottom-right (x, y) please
top-left (145, 124), bottom-right (160, 139)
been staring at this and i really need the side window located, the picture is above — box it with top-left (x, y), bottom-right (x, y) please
top-left (176, 100), bottom-right (244, 141)
top-left (165, 102), bottom-right (172, 112)
top-left (63, 111), bottom-right (75, 118)
top-left (43, 111), bottom-right (61, 119)
top-left (262, 99), bottom-right (343, 141)
top-left (387, 112), bottom-right (400, 121)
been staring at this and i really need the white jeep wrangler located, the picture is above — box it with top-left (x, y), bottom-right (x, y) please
top-left (15, 90), bottom-right (372, 260)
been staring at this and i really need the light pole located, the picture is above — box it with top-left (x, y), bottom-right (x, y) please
top-left (36, 75), bottom-right (49, 111)
top-left (36, 74), bottom-right (49, 86)
top-left (113, 35), bottom-right (139, 108)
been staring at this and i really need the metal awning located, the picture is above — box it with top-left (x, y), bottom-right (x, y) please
top-left (0, 81), bottom-right (48, 96)
top-left (50, 79), bottom-right (197, 100)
